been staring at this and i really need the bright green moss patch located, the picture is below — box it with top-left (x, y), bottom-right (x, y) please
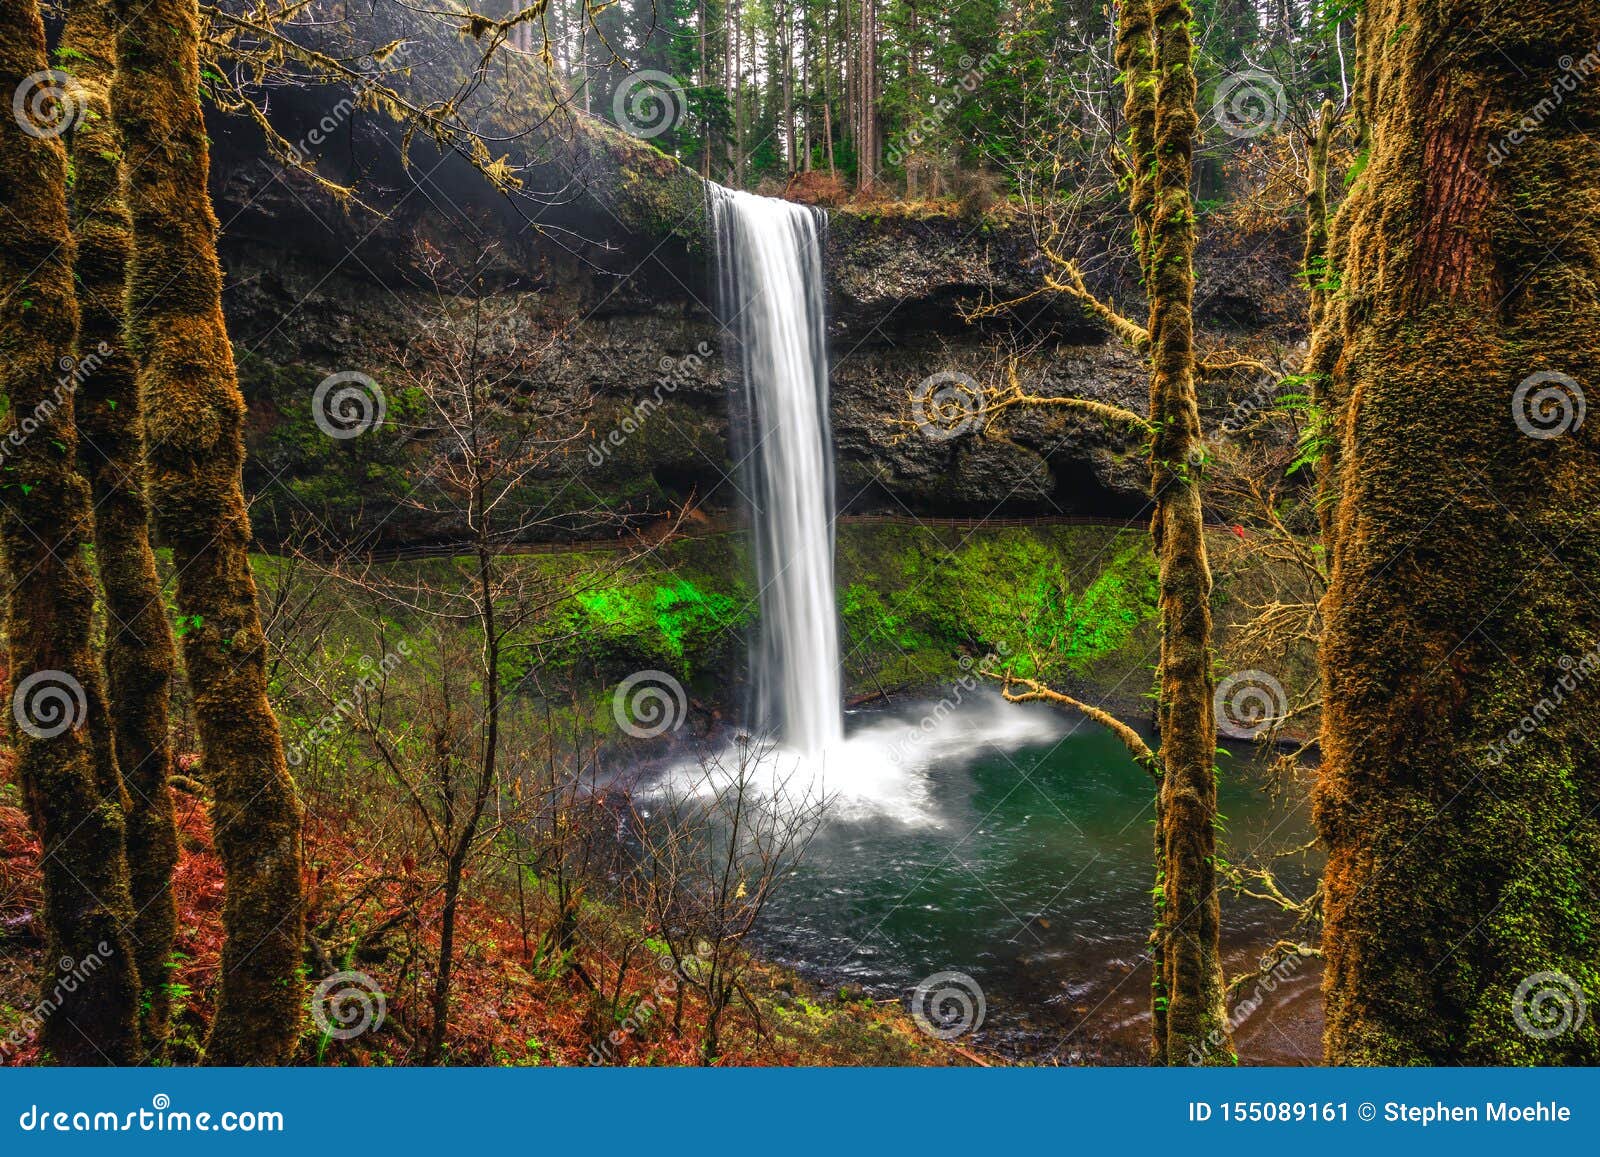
top-left (564, 576), bottom-right (752, 674)
top-left (834, 523), bottom-right (1161, 694)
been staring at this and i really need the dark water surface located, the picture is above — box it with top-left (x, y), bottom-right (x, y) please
top-left (748, 698), bottom-right (1324, 1064)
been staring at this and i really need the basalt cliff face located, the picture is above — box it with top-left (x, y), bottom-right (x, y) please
top-left (210, 105), bottom-right (1302, 549)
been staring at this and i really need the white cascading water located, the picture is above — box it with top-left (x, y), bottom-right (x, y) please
top-left (673, 185), bottom-right (1068, 828)
top-left (710, 185), bottom-right (844, 758)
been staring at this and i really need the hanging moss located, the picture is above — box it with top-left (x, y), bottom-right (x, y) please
top-left (111, 0), bottom-right (304, 1063)
top-left (0, 0), bottom-right (141, 1064)
top-left (1313, 0), bottom-right (1600, 1064)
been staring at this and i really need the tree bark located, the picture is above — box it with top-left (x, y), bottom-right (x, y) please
top-left (61, 0), bottom-right (181, 1059)
top-left (111, 0), bottom-right (305, 1064)
top-left (1145, 0), bottom-right (1232, 1066)
top-left (0, 0), bottom-right (142, 1065)
top-left (1314, 0), bottom-right (1600, 1065)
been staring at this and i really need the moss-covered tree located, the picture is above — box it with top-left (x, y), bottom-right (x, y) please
top-left (111, 0), bottom-right (305, 1063)
top-left (968, 0), bottom-right (1233, 1065)
top-left (1313, 0), bottom-right (1600, 1063)
top-left (0, 0), bottom-right (142, 1064)
top-left (1142, 0), bottom-right (1231, 1067)
top-left (60, 0), bottom-right (182, 1058)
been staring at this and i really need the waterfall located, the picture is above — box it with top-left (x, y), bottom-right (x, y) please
top-left (710, 185), bottom-right (844, 758)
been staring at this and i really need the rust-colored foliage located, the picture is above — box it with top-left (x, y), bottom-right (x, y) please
top-left (0, 789), bottom-right (967, 1068)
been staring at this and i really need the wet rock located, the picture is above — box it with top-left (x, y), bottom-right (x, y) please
top-left (211, 120), bottom-right (1296, 544)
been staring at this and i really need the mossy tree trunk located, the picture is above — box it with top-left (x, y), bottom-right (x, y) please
top-left (1115, 0), bottom-right (1173, 1061)
top-left (1144, 0), bottom-right (1232, 1066)
top-left (1314, 0), bottom-right (1600, 1064)
top-left (0, 0), bottom-right (142, 1064)
top-left (1116, 0), bottom-right (1157, 288)
top-left (112, 0), bottom-right (305, 1063)
top-left (61, 0), bottom-right (181, 1059)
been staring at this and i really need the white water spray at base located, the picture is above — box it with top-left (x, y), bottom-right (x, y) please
top-left (693, 188), bottom-right (1071, 827)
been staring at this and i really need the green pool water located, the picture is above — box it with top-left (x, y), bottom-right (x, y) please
top-left (748, 695), bottom-right (1324, 1063)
